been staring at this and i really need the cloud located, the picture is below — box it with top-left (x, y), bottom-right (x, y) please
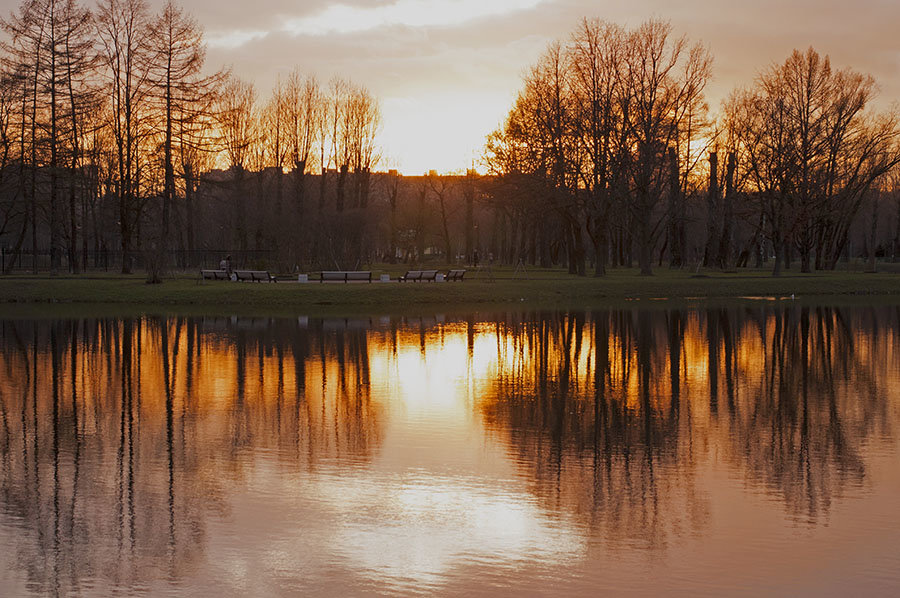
top-left (207, 28), bottom-right (269, 49)
top-left (281, 0), bottom-right (545, 36)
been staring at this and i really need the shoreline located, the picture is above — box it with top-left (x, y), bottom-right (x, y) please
top-left (2, 268), bottom-right (899, 317)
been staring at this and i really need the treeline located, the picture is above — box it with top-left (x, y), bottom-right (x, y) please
top-left (0, 0), bottom-right (382, 277)
top-left (3, 7), bottom-right (900, 278)
top-left (182, 169), bottom-right (485, 272)
top-left (484, 19), bottom-right (900, 275)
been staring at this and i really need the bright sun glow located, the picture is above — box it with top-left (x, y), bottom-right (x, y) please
top-left (380, 91), bottom-right (512, 174)
top-left (282, 0), bottom-right (544, 36)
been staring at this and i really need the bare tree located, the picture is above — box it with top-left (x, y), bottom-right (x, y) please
top-left (427, 173), bottom-right (458, 262)
top-left (261, 77), bottom-right (287, 219)
top-left (569, 18), bottom-right (624, 275)
top-left (486, 19), bottom-right (710, 275)
top-left (0, 4), bottom-right (42, 273)
top-left (726, 48), bottom-right (900, 274)
top-left (147, 0), bottom-right (222, 278)
top-left (0, 73), bottom-right (29, 271)
top-left (327, 78), bottom-right (351, 212)
top-left (96, 0), bottom-right (154, 273)
top-left (1, 0), bottom-right (100, 274)
top-left (346, 83), bottom-right (380, 209)
top-left (383, 168), bottom-right (401, 262)
top-left (59, 0), bottom-right (100, 274)
top-left (3, 0), bottom-right (48, 274)
top-left (215, 74), bottom-right (255, 251)
top-left (284, 70), bottom-right (320, 217)
top-left (175, 103), bottom-right (216, 257)
top-left (621, 20), bottom-right (711, 275)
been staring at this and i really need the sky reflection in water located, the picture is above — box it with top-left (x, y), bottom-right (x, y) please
top-left (0, 305), bottom-right (898, 596)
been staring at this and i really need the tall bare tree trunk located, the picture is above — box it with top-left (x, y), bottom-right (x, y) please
top-left (893, 192), bottom-right (900, 263)
top-left (667, 147), bottom-right (683, 268)
top-left (702, 151), bottom-right (719, 268)
top-left (716, 152), bottom-right (736, 269)
top-left (464, 174), bottom-right (474, 263)
top-left (336, 164), bottom-right (347, 212)
top-left (866, 192), bottom-right (878, 272)
top-left (184, 163), bottom-right (194, 253)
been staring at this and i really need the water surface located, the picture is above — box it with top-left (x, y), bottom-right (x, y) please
top-left (1, 304), bottom-right (899, 596)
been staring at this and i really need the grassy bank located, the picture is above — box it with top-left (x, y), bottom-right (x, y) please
top-left (1, 266), bottom-right (899, 316)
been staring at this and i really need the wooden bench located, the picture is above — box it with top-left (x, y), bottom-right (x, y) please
top-left (200, 269), bottom-right (230, 281)
top-left (233, 270), bottom-right (276, 282)
top-left (320, 271), bottom-right (372, 283)
top-left (399, 269), bottom-right (439, 282)
top-left (446, 269), bottom-right (466, 281)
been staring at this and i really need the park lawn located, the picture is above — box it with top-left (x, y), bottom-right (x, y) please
top-left (0, 266), bottom-right (899, 317)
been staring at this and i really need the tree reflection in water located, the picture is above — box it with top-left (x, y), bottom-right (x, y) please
top-left (0, 316), bottom-right (382, 596)
top-left (477, 305), bottom-right (896, 545)
top-left (478, 309), bottom-right (704, 551)
top-left (0, 305), bottom-right (897, 595)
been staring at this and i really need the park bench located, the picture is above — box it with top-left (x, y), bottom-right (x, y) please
top-left (399, 269), bottom-right (439, 282)
top-left (233, 270), bottom-right (276, 282)
top-left (320, 271), bottom-right (372, 283)
top-left (199, 269), bottom-right (230, 281)
top-left (445, 269), bottom-right (466, 281)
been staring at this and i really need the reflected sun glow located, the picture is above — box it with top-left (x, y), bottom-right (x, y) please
top-left (370, 331), bottom-right (498, 415)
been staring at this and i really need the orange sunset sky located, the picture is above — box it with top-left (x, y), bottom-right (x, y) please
top-left (4, 0), bottom-right (899, 175)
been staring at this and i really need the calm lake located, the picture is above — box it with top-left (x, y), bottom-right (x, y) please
top-left (1, 304), bottom-right (899, 596)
